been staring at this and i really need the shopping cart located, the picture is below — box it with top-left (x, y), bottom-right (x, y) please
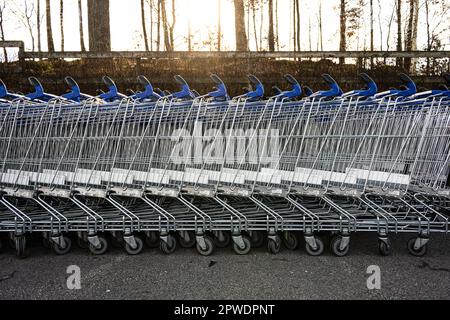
top-left (0, 72), bottom-right (448, 258)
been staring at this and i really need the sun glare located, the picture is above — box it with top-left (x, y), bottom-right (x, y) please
top-left (110, 0), bottom-right (237, 51)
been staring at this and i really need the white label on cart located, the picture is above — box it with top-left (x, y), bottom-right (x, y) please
top-left (37, 173), bottom-right (66, 185)
top-left (1, 173), bottom-right (29, 185)
top-left (346, 168), bottom-right (410, 185)
top-left (44, 170), bottom-right (75, 182)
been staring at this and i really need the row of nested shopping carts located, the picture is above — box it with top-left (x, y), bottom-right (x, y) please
top-left (0, 72), bottom-right (448, 258)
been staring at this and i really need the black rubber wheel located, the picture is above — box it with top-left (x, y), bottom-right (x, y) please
top-left (145, 232), bottom-right (159, 248)
top-left (267, 238), bottom-right (281, 254)
top-left (196, 236), bottom-right (214, 256)
top-left (77, 237), bottom-right (89, 249)
top-left (125, 236), bottom-right (144, 255)
top-left (213, 231), bottom-right (231, 248)
top-left (283, 232), bottom-right (298, 250)
top-left (330, 236), bottom-right (350, 257)
top-left (378, 240), bottom-right (392, 256)
top-left (15, 236), bottom-right (27, 258)
top-left (249, 231), bottom-right (265, 248)
top-left (232, 235), bottom-right (251, 255)
top-left (53, 236), bottom-right (72, 255)
top-left (179, 231), bottom-right (196, 248)
top-left (305, 236), bottom-right (324, 256)
top-left (160, 235), bottom-right (177, 254)
top-left (89, 236), bottom-right (108, 255)
top-left (407, 237), bottom-right (428, 257)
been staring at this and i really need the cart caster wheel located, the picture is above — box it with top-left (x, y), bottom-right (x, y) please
top-left (196, 236), bottom-right (214, 256)
top-left (179, 231), bottom-right (196, 248)
top-left (249, 231), bottom-right (264, 248)
top-left (407, 237), bottom-right (428, 257)
top-left (305, 236), bottom-right (324, 256)
top-left (77, 237), bottom-right (89, 249)
top-left (89, 236), bottom-right (108, 255)
top-left (283, 232), bottom-right (298, 250)
top-left (214, 231), bottom-right (231, 248)
top-left (330, 236), bottom-right (350, 257)
top-left (267, 238), bottom-right (281, 254)
top-left (125, 236), bottom-right (144, 255)
top-left (145, 232), bottom-right (159, 248)
top-left (160, 235), bottom-right (177, 254)
top-left (378, 240), bottom-right (392, 256)
top-left (233, 235), bottom-right (251, 255)
top-left (15, 236), bottom-right (27, 258)
top-left (53, 236), bottom-right (72, 255)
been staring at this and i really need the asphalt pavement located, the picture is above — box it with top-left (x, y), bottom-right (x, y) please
top-left (0, 233), bottom-right (449, 300)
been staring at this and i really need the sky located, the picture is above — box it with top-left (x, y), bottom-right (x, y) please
top-left (1, 0), bottom-right (449, 53)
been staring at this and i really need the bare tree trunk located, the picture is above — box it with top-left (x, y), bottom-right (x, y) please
top-left (157, 0), bottom-right (161, 51)
top-left (187, 18), bottom-right (192, 51)
top-left (259, 2), bottom-right (263, 50)
top-left (396, 0), bottom-right (402, 67)
top-left (46, 0), bottom-right (55, 52)
top-left (247, 1), bottom-right (250, 49)
top-left (318, 0), bottom-right (323, 51)
top-left (425, 0), bottom-right (430, 74)
top-left (233, 0), bottom-right (248, 51)
top-left (160, 0), bottom-right (172, 51)
top-left (377, 0), bottom-right (383, 51)
top-left (268, 0), bottom-right (275, 52)
top-left (170, 0), bottom-right (175, 50)
top-left (78, 0), bottom-right (86, 51)
top-left (370, 0), bottom-right (374, 67)
top-left (339, 0), bottom-right (347, 64)
top-left (411, 0), bottom-right (418, 50)
top-left (293, 0), bottom-right (297, 52)
top-left (295, 0), bottom-right (300, 52)
top-left (141, 0), bottom-right (149, 50)
top-left (0, 2), bottom-right (7, 62)
top-left (149, 0), bottom-right (153, 51)
top-left (217, 0), bottom-right (222, 51)
top-left (275, 0), bottom-right (279, 50)
top-left (404, 0), bottom-right (415, 71)
top-left (37, 0), bottom-right (41, 52)
top-left (410, 0), bottom-right (419, 72)
top-left (87, 0), bottom-right (111, 52)
top-left (22, 1), bottom-right (36, 52)
top-left (384, 0), bottom-right (395, 63)
top-left (308, 16), bottom-right (312, 52)
top-left (60, 0), bottom-right (64, 51)
top-left (252, 3), bottom-right (258, 51)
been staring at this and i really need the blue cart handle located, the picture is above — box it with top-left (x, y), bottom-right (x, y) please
top-left (99, 76), bottom-right (127, 102)
top-left (342, 73), bottom-right (378, 98)
top-left (310, 74), bottom-right (343, 99)
top-left (245, 75), bottom-right (264, 101)
top-left (278, 74), bottom-right (302, 99)
top-left (207, 74), bottom-right (229, 101)
top-left (131, 75), bottom-right (161, 101)
top-left (25, 77), bottom-right (59, 102)
top-left (171, 75), bottom-right (196, 100)
top-left (0, 79), bottom-right (25, 100)
top-left (61, 76), bottom-right (94, 102)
